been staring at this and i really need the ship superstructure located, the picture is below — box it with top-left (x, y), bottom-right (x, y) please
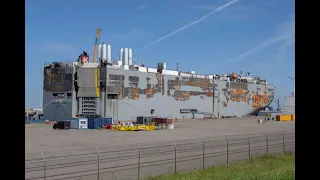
top-left (43, 43), bottom-right (275, 121)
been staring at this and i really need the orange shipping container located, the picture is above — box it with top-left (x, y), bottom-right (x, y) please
top-left (291, 115), bottom-right (295, 120)
top-left (276, 115), bottom-right (292, 121)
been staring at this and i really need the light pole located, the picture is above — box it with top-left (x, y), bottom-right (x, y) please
top-left (286, 74), bottom-right (295, 97)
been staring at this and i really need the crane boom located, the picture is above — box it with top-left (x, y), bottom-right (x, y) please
top-left (92, 28), bottom-right (101, 63)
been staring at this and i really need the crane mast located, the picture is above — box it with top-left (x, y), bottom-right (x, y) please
top-left (92, 28), bottom-right (101, 63)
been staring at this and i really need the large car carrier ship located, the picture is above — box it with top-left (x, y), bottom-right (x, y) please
top-left (43, 43), bottom-right (275, 122)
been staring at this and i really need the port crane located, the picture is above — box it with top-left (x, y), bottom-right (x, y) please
top-left (92, 28), bottom-right (101, 63)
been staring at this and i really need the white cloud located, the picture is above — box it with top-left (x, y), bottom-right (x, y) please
top-left (273, 16), bottom-right (295, 63)
top-left (229, 16), bottom-right (295, 63)
top-left (230, 33), bottom-right (294, 63)
top-left (139, 0), bottom-right (242, 51)
top-left (274, 15), bottom-right (295, 36)
top-left (189, 3), bottom-right (264, 21)
top-left (273, 36), bottom-right (295, 62)
top-left (191, 4), bottom-right (256, 12)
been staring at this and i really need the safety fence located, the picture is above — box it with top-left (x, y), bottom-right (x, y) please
top-left (25, 131), bottom-right (295, 180)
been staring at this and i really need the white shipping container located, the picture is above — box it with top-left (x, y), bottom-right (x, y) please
top-left (70, 118), bottom-right (88, 129)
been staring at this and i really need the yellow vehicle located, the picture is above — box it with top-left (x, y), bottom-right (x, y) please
top-left (111, 122), bottom-right (156, 131)
top-left (145, 122), bottom-right (157, 131)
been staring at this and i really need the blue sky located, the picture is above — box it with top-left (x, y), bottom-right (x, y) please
top-left (26, 0), bottom-right (295, 108)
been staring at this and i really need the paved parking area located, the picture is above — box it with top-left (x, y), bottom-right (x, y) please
top-left (25, 117), bottom-right (295, 153)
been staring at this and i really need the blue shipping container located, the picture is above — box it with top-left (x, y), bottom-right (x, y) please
top-left (88, 118), bottom-right (113, 129)
top-left (100, 117), bottom-right (113, 125)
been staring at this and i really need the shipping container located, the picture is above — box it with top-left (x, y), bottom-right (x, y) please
top-left (70, 118), bottom-right (88, 129)
top-left (88, 117), bottom-right (113, 129)
top-left (100, 117), bottom-right (114, 125)
top-left (137, 116), bottom-right (154, 125)
top-left (154, 117), bottom-right (167, 124)
top-left (276, 115), bottom-right (292, 121)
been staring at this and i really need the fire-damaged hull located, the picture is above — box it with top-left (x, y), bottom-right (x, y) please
top-left (43, 61), bottom-right (274, 122)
